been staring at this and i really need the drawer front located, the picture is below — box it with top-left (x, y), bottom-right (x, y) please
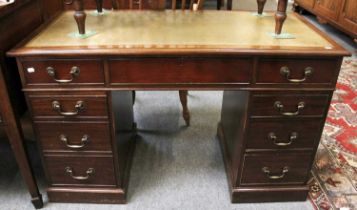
top-left (246, 119), bottom-right (323, 150)
top-left (29, 95), bottom-right (108, 119)
top-left (36, 122), bottom-right (112, 152)
top-left (250, 94), bottom-right (330, 117)
top-left (21, 59), bottom-right (105, 85)
top-left (240, 153), bottom-right (312, 185)
top-left (44, 155), bottom-right (116, 186)
top-left (109, 57), bottom-right (252, 84)
top-left (256, 58), bottom-right (339, 85)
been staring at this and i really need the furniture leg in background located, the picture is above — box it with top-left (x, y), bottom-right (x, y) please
top-left (179, 90), bottom-right (190, 126)
top-left (257, 0), bottom-right (267, 15)
top-left (73, 0), bottom-right (86, 34)
top-left (217, 0), bottom-right (224, 10)
top-left (95, 0), bottom-right (103, 12)
top-left (275, 0), bottom-right (288, 34)
top-left (0, 0), bottom-right (44, 208)
top-left (64, 0), bottom-right (86, 34)
top-left (94, 0), bottom-right (119, 12)
top-left (0, 67), bottom-right (43, 209)
top-left (227, 0), bottom-right (232, 10)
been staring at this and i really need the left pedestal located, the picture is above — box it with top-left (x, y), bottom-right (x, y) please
top-left (17, 55), bottom-right (137, 204)
top-left (27, 90), bottom-right (136, 204)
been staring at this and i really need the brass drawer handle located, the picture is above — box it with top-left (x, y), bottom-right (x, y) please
top-left (65, 167), bottom-right (95, 180)
top-left (262, 166), bottom-right (289, 180)
top-left (268, 132), bottom-right (297, 146)
top-left (46, 66), bottom-right (80, 83)
top-left (274, 101), bottom-right (305, 116)
top-left (52, 100), bottom-right (85, 116)
top-left (280, 66), bottom-right (313, 83)
top-left (60, 134), bottom-right (90, 149)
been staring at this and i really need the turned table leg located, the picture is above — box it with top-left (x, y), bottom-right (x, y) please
top-left (217, 0), bottom-right (222, 10)
top-left (227, 0), bottom-right (232, 10)
top-left (132, 91), bottom-right (136, 105)
top-left (5, 120), bottom-right (43, 209)
top-left (179, 90), bottom-right (190, 126)
top-left (257, 0), bottom-right (267, 15)
top-left (0, 68), bottom-right (43, 209)
top-left (95, 0), bottom-right (104, 13)
top-left (72, 0), bottom-right (86, 35)
top-left (275, 0), bottom-right (288, 35)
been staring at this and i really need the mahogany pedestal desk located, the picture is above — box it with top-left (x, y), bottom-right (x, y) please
top-left (8, 10), bottom-right (349, 204)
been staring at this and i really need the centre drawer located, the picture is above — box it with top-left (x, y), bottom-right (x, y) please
top-left (108, 57), bottom-right (252, 84)
top-left (28, 93), bottom-right (108, 119)
top-left (240, 153), bottom-right (312, 186)
top-left (250, 93), bottom-right (330, 117)
top-left (36, 121), bottom-right (112, 152)
top-left (21, 59), bottom-right (105, 86)
top-left (44, 154), bottom-right (117, 187)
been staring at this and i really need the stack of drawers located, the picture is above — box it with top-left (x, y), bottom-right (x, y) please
top-left (241, 92), bottom-right (331, 184)
top-left (219, 57), bottom-right (342, 202)
top-left (20, 58), bottom-right (134, 203)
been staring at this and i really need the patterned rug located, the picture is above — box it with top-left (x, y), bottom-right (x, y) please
top-left (309, 58), bottom-right (357, 210)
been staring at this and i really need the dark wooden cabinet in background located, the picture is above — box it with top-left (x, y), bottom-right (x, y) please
top-left (338, 0), bottom-right (357, 37)
top-left (294, 0), bottom-right (357, 42)
top-left (295, 0), bottom-right (315, 9)
top-left (314, 0), bottom-right (341, 20)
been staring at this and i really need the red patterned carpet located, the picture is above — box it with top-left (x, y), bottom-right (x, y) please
top-left (309, 58), bottom-right (357, 210)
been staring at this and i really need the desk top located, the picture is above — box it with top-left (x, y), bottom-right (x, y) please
top-left (9, 10), bottom-right (348, 56)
